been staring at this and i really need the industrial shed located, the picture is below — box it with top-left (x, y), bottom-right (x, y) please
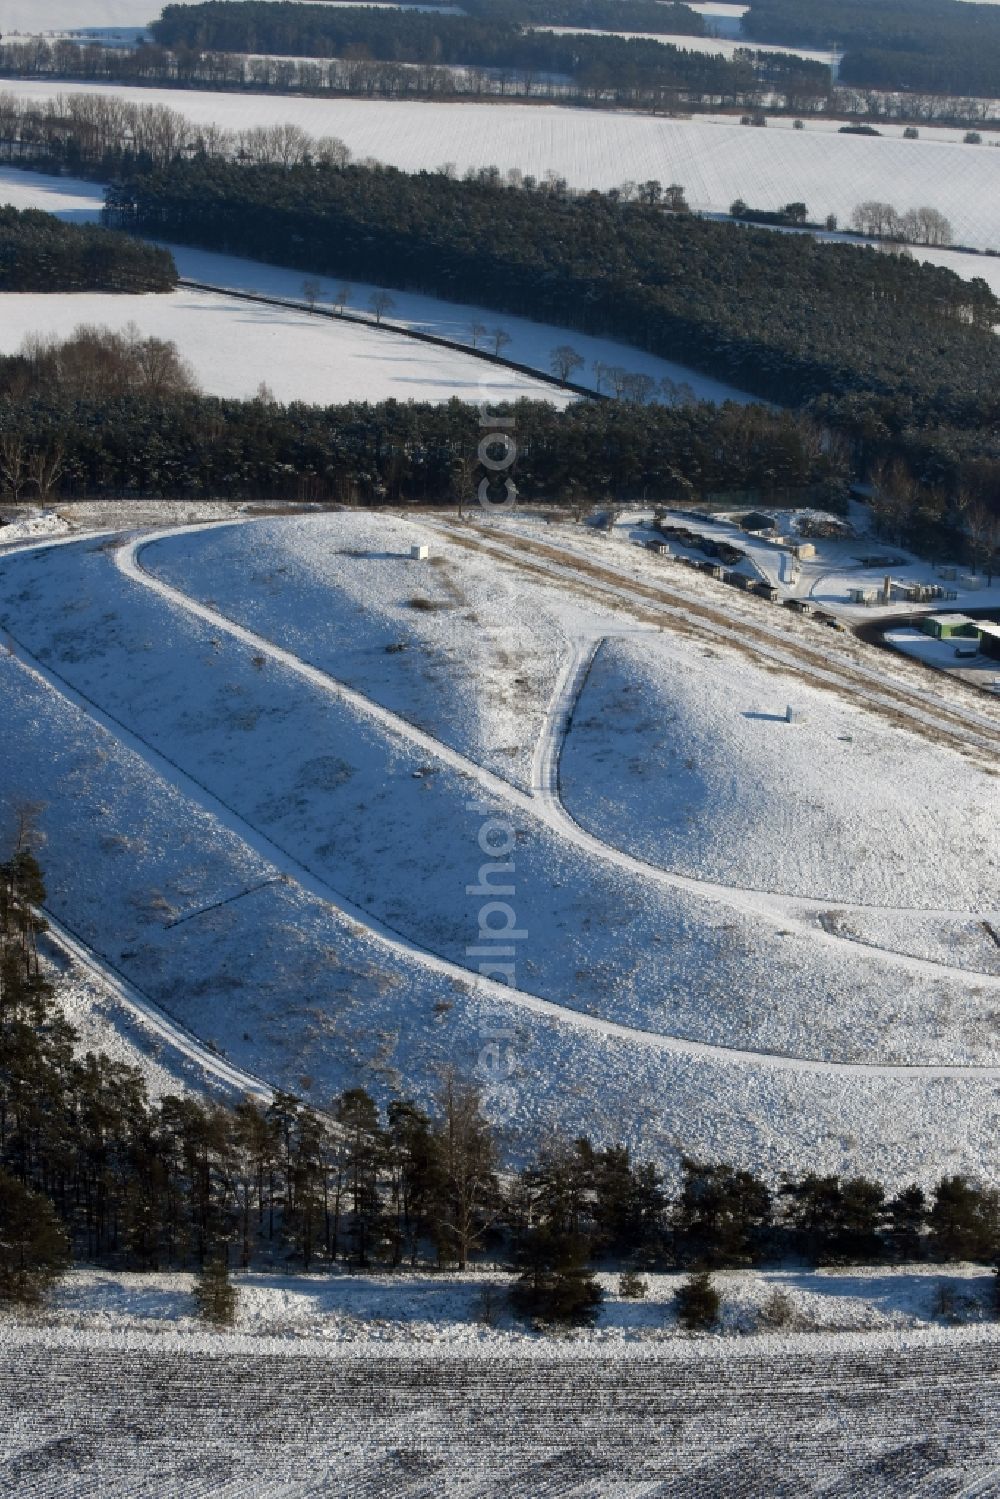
top-left (920, 613), bottom-right (979, 641)
top-left (977, 622), bottom-right (1000, 660)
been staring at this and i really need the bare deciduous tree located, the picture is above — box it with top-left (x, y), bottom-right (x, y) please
top-left (369, 290), bottom-right (395, 325)
top-left (0, 434), bottom-right (29, 503)
top-left (620, 372), bottom-right (655, 405)
top-left (550, 344), bottom-right (584, 383)
top-left (431, 1072), bottom-right (499, 1271)
top-left (27, 440), bottom-right (65, 500)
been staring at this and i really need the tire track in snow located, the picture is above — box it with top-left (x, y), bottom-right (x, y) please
top-left (41, 909), bottom-right (274, 1102)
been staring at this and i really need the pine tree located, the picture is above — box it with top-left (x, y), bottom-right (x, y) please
top-left (336, 1088), bottom-right (384, 1268)
top-left (511, 1225), bottom-right (603, 1327)
top-left (619, 1268), bottom-right (648, 1300)
top-left (590, 1141), bottom-right (665, 1259)
top-left (673, 1269), bottom-right (720, 1331)
top-left (0, 1167), bottom-right (70, 1304)
top-left (928, 1177), bottom-right (1000, 1263)
top-left (386, 1099), bottom-right (438, 1267)
top-left (886, 1184), bottom-right (927, 1261)
top-left (676, 1160), bottom-right (771, 1267)
top-left (193, 1252), bottom-right (237, 1327)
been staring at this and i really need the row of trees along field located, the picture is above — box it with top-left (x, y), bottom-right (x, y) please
top-left (0, 386), bottom-right (849, 511)
top-left (1, 324), bottom-right (995, 558)
top-left (5, 45), bottom-right (998, 132)
top-left (0, 206), bottom-right (176, 293)
top-left (154, 0), bottom-right (708, 41)
top-left (0, 39), bottom-right (831, 115)
top-left (2, 847), bottom-right (999, 1325)
top-left (142, 3), bottom-right (830, 102)
top-left (744, 0), bottom-right (1000, 98)
top-left (106, 158), bottom-right (1000, 474)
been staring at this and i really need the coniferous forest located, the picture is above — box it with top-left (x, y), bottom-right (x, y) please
top-left (106, 158), bottom-right (1000, 482)
top-left (153, 0), bottom-right (708, 45)
top-left (0, 207), bottom-right (177, 294)
top-left (744, 0), bottom-right (1000, 97)
top-left (0, 382), bottom-right (845, 510)
top-left (146, 2), bottom-right (827, 99)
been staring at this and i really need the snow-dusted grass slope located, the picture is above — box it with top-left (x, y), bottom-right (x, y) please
top-left (561, 634), bottom-right (1000, 910)
top-left (4, 526), bottom-right (1000, 1068)
top-left (0, 167), bottom-right (105, 221)
top-left (0, 288), bottom-right (573, 406)
top-left (143, 513), bottom-right (566, 790)
top-left (0, 167), bottom-right (755, 404)
top-left (3, 534), bottom-right (1000, 1179)
top-left (4, 82), bottom-right (999, 248)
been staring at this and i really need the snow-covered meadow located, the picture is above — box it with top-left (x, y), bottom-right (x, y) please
top-left (1, 515), bottom-right (999, 1188)
top-left (4, 81), bottom-right (999, 248)
top-left (26, 1261), bottom-right (1000, 1345)
top-left (0, 286), bottom-right (576, 406)
top-left (5, 519), bottom-right (1000, 1061)
top-left (534, 25), bottom-right (840, 66)
top-left (142, 513), bottom-right (569, 790)
top-left (9, 528), bottom-right (996, 1068)
top-left (560, 633), bottom-right (1000, 909)
top-left (0, 0), bottom-right (158, 35)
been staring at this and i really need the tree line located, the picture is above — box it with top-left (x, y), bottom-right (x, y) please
top-left (0, 89), bottom-right (355, 175)
top-left (744, 0), bottom-right (1000, 99)
top-left (463, 0), bottom-right (701, 30)
top-left (730, 196), bottom-right (956, 247)
top-left (0, 38), bottom-right (832, 115)
top-left (142, 2), bottom-right (829, 105)
top-left (0, 326), bottom-right (994, 554)
top-left (0, 377), bottom-right (847, 510)
top-left (0, 205), bottom-right (176, 293)
top-left (2, 847), bottom-right (998, 1326)
top-left (154, 0), bottom-right (707, 42)
top-left (105, 156), bottom-right (1000, 483)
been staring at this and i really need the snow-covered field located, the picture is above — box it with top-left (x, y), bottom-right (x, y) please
top-left (535, 24), bottom-right (840, 65)
top-left (0, 287), bottom-right (575, 406)
top-left (3, 1301), bottom-right (1000, 1496)
top-left (10, 526), bottom-right (998, 1070)
top-left (0, 0), bottom-right (157, 34)
top-left (143, 513), bottom-right (568, 790)
top-left (4, 82), bottom-right (999, 248)
top-left (8, 620), bottom-right (999, 1183)
top-left (691, 1), bottom-right (747, 37)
